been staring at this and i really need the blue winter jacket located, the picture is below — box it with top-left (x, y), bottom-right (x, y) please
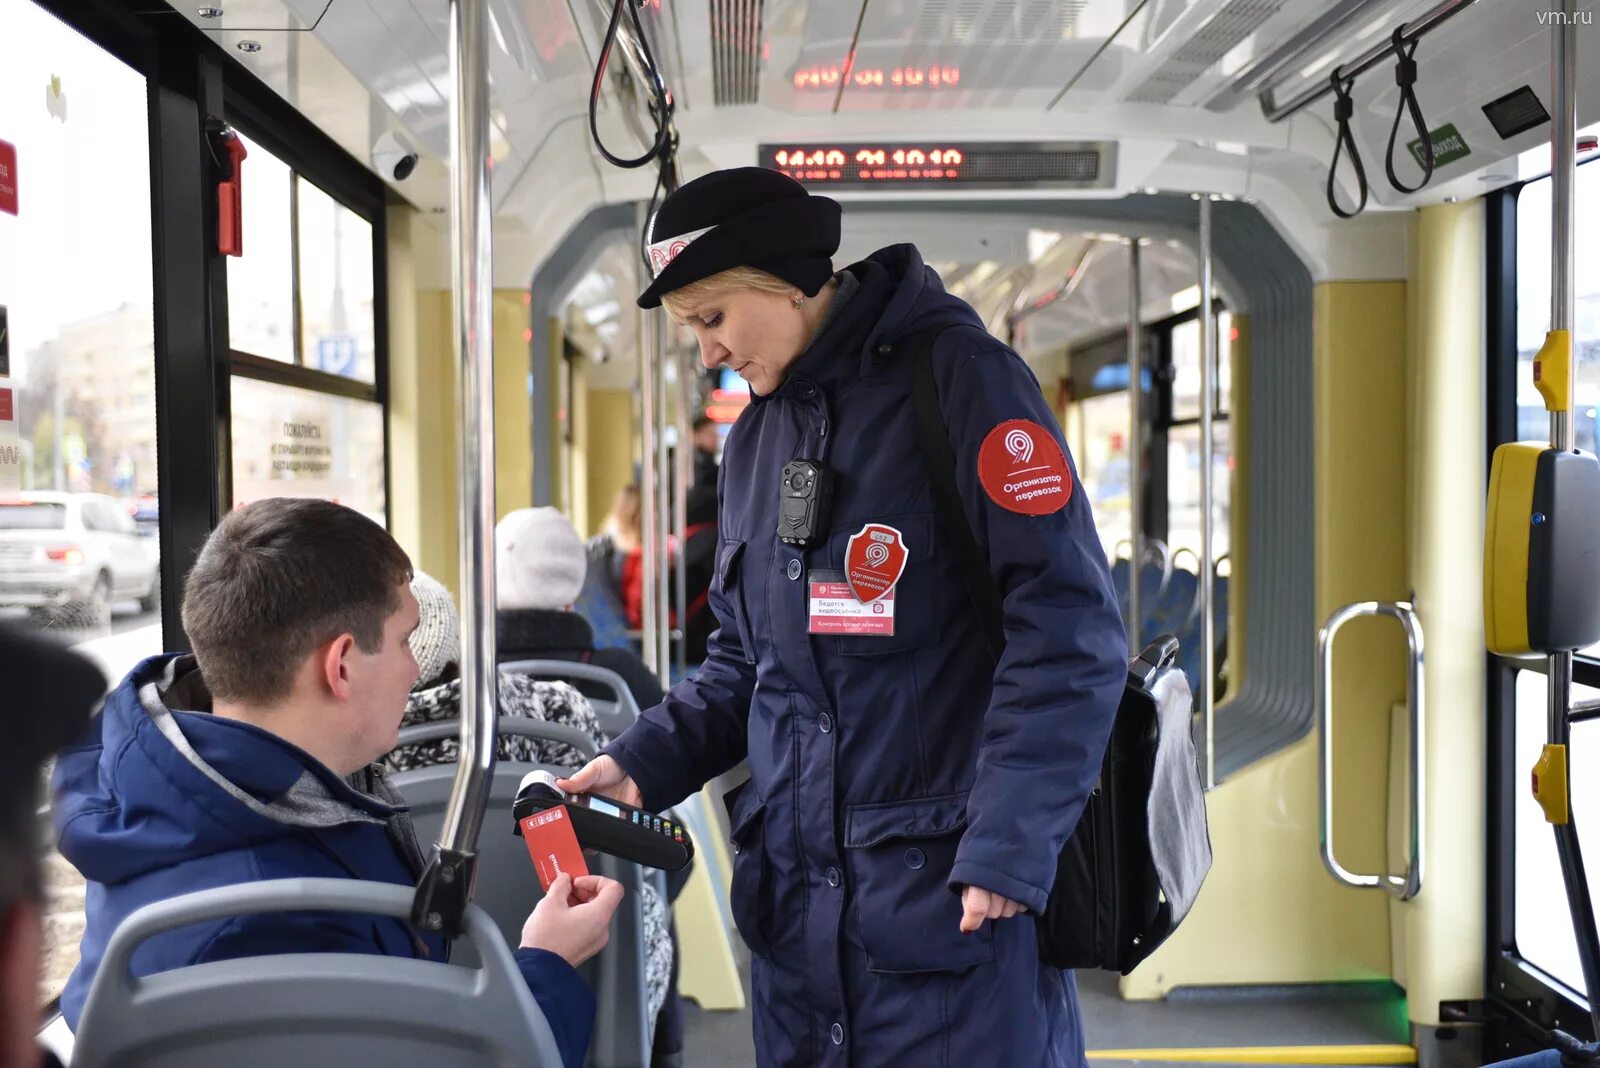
top-left (54, 654), bottom-right (594, 1068)
top-left (604, 244), bottom-right (1128, 1066)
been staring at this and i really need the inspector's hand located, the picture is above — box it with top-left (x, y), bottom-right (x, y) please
top-left (556, 755), bottom-right (643, 809)
top-left (959, 885), bottom-right (1029, 935)
top-left (521, 872), bottom-right (625, 967)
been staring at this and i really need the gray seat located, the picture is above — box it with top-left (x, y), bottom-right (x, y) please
top-left (500, 659), bottom-right (642, 739)
top-left (392, 718), bottom-right (652, 1068)
top-left (70, 878), bottom-right (562, 1067)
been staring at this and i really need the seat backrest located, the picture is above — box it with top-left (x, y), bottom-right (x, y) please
top-left (392, 719), bottom-right (651, 1068)
top-left (575, 553), bottom-right (634, 651)
top-left (70, 878), bottom-right (562, 1068)
top-left (500, 659), bottom-right (642, 739)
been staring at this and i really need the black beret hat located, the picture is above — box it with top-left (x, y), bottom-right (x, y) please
top-left (637, 167), bottom-right (842, 309)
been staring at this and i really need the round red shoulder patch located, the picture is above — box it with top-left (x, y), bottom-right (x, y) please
top-left (977, 419), bottom-right (1074, 515)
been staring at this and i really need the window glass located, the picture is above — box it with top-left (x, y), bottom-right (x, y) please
top-left (1165, 420), bottom-right (1233, 561)
top-left (0, 501), bottom-right (64, 528)
top-left (80, 499), bottom-right (107, 531)
top-left (297, 177), bottom-right (375, 383)
top-left (1, 0), bottom-right (163, 1009)
top-left (227, 132), bottom-right (295, 364)
top-left (230, 376), bottom-right (386, 525)
top-left (1514, 670), bottom-right (1600, 993)
top-left (1170, 312), bottom-right (1233, 422)
top-left (1516, 167), bottom-right (1600, 655)
top-left (1077, 390), bottom-right (1132, 560)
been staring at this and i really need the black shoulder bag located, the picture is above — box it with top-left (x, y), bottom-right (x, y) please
top-left (906, 328), bottom-right (1213, 974)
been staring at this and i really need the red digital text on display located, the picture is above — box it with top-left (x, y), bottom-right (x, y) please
top-left (768, 146), bottom-right (966, 184)
top-left (792, 64), bottom-right (960, 91)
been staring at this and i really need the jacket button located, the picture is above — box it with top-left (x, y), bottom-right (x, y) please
top-left (818, 712), bottom-right (833, 734)
top-left (832, 1023), bottom-right (845, 1045)
top-left (799, 382), bottom-right (816, 398)
top-left (732, 842), bottom-right (741, 855)
top-left (787, 559), bottom-right (802, 581)
top-left (905, 847), bottom-right (926, 870)
top-left (876, 342), bottom-right (891, 357)
top-left (826, 866), bottom-right (840, 887)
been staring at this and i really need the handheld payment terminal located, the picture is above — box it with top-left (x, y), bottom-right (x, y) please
top-left (512, 770), bottom-right (694, 872)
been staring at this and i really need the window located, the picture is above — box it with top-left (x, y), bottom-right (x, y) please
top-left (1514, 670), bottom-right (1600, 993)
top-left (0, 0), bottom-right (162, 669)
top-left (2, 0), bottom-right (163, 1013)
top-left (230, 376), bottom-right (386, 525)
top-left (226, 127), bottom-right (386, 521)
top-left (0, 501), bottom-right (64, 529)
top-left (1491, 147), bottom-right (1600, 1019)
top-left (227, 133), bottom-right (295, 364)
top-left (1078, 391), bottom-right (1133, 560)
top-left (1157, 306), bottom-right (1234, 562)
top-left (228, 138), bottom-right (377, 384)
top-left (1513, 174), bottom-right (1600, 455)
top-left (296, 177), bottom-right (376, 382)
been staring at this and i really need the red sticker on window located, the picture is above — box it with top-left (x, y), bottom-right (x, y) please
top-left (0, 139), bottom-right (16, 217)
top-left (977, 419), bottom-right (1073, 515)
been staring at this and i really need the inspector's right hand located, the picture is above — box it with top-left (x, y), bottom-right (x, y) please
top-left (521, 872), bottom-right (625, 968)
top-left (556, 755), bottom-right (643, 809)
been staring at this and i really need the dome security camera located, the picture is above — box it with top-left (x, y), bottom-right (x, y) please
top-left (372, 131), bottom-right (419, 182)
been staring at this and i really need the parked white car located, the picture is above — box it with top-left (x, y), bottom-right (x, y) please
top-left (0, 492), bottom-right (160, 626)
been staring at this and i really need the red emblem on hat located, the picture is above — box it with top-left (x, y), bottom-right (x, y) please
top-left (845, 523), bottom-right (908, 603)
top-left (978, 419), bottom-right (1074, 515)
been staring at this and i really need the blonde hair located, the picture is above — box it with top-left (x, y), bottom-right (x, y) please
top-left (661, 266), bottom-right (796, 322)
top-left (602, 483), bottom-right (642, 553)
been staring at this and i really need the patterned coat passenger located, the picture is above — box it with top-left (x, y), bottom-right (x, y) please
top-left (563, 168), bottom-right (1127, 1067)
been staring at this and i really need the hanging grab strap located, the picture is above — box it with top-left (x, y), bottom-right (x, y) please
top-left (1384, 26), bottom-right (1435, 194)
top-left (1327, 73), bottom-right (1368, 219)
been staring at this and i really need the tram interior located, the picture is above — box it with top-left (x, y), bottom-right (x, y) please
top-left (4, 0), bottom-right (1600, 1064)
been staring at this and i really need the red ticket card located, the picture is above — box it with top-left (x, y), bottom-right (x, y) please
top-left (519, 806), bottom-right (589, 891)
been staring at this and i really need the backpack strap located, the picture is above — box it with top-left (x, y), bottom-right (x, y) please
top-left (905, 327), bottom-right (1006, 662)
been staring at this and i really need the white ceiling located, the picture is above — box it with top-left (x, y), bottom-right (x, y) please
top-left (180, 0), bottom-right (1598, 290)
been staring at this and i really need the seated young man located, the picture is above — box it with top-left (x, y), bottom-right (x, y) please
top-left (52, 499), bottom-right (619, 1068)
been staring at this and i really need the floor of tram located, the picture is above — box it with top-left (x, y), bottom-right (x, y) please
top-left (681, 964), bottom-right (1414, 1067)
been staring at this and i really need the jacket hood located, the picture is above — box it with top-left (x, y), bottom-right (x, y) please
top-left (855, 242), bottom-right (988, 352)
top-left (53, 654), bottom-right (404, 886)
top-left (778, 244), bottom-right (988, 394)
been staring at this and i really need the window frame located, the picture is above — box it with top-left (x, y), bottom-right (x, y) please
top-left (1485, 154), bottom-right (1600, 1054)
top-left (1068, 300), bottom-right (1231, 549)
top-left (28, 0), bottom-right (393, 649)
top-left (225, 95), bottom-right (391, 526)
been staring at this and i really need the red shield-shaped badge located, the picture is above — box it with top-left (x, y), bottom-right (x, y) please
top-left (845, 523), bottom-right (908, 604)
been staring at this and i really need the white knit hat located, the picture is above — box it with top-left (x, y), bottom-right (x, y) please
top-left (496, 507), bottom-right (587, 612)
top-left (409, 571), bottom-right (460, 687)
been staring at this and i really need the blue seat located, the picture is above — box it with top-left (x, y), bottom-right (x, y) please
top-left (575, 554), bottom-right (633, 652)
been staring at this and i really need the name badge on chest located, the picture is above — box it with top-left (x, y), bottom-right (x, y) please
top-left (808, 570), bottom-right (896, 636)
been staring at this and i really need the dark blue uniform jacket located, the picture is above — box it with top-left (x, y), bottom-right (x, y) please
top-left (605, 245), bottom-right (1127, 1067)
top-left (54, 655), bottom-right (595, 1068)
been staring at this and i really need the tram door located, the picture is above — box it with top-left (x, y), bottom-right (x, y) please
top-left (1485, 152), bottom-right (1600, 1055)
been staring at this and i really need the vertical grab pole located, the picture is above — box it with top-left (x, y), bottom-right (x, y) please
top-left (674, 350), bottom-right (692, 682)
top-left (638, 204), bottom-right (662, 679)
top-left (1545, 0), bottom-right (1600, 1036)
top-left (1127, 238), bottom-right (1144, 651)
top-left (412, 0), bottom-right (494, 937)
top-left (1199, 194), bottom-right (1217, 790)
top-left (656, 318), bottom-right (673, 686)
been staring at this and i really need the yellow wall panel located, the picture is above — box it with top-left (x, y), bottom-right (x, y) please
top-left (493, 291), bottom-right (533, 523)
top-left (586, 389), bottom-right (636, 538)
top-left (1122, 282), bottom-right (1407, 999)
top-left (1398, 199), bottom-right (1486, 1025)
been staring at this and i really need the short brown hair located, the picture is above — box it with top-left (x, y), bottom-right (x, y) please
top-left (181, 499), bottom-right (413, 704)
